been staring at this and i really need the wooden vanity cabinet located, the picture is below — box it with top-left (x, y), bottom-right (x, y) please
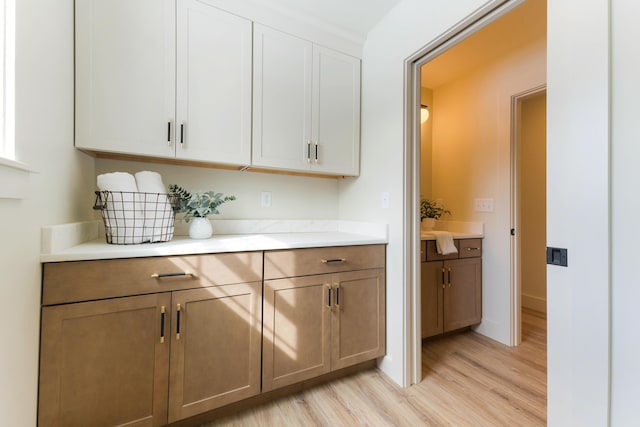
top-left (262, 245), bottom-right (386, 391)
top-left (421, 239), bottom-right (482, 339)
top-left (39, 252), bottom-right (263, 426)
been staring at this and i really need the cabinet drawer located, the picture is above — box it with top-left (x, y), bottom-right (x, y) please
top-left (458, 239), bottom-right (482, 258)
top-left (424, 240), bottom-right (460, 262)
top-left (42, 252), bottom-right (263, 305)
top-left (264, 245), bottom-right (385, 280)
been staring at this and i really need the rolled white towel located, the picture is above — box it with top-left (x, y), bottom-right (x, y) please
top-left (430, 231), bottom-right (458, 255)
top-left (97, 172), bottom-right (144, 244)
top-left (134, 171), bottom-right (166, 193)
top-left (135, 171), bottom-right (173, 242)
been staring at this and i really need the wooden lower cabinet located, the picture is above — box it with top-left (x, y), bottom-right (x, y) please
top-left (421, 239), bottom-right (482, 339)
top-left (39, 252), bottom-right (263, 426)
top-left (39, 245), bottom-right (385, 425)
top-left (262, 268), bottom-right (385, 391)
top-left (38, 293), bottom-right (171, 427)
top-left (168, 283), bottom-right (262, 422)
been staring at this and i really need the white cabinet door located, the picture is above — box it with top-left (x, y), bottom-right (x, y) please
top-left (312, 46), bottom-right (361, 176)
top-left (176, 1), bottom-right (252, 165)
top-left (252, 25), bottom-right (361, 176)
top-left (75, 0), bottom-right (175, 158)
top-left (252, 24), bottom-right (313, 171)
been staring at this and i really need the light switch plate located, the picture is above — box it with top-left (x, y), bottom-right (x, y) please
top-left (380, 192), bottom-right (390, 209)
top-left (261, 191), bottom-right (272, 207)
top-left (474, 198), bottom-right (494, 212)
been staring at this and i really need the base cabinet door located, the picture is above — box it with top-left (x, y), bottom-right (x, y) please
top-left (263, 268), bottom-right (386, 391)
top-left (421, 262), bottom-right (444, 338)
top-left (38, 294), bottom-right (171, 427)
top-left (331, 269), bottom-right (385, 370)
top-left (443, 258), bottom-right (482, 333)
top-left (262, 276), bottom-right (332, 392)
top-left (168, 282), bottom-right (262, 422)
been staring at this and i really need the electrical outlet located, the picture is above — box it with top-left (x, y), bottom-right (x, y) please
top-left (474, 198), bottom-right (494, 212)
top-left (381, 192), bottom-right (390, 209)
top-left (261, 191), bottom-right (272, 207)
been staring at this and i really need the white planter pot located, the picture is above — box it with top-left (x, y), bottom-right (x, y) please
top-left (422, 218), bottom-right (436, 231)
top-left (189, 217), bottom-right (213, 239)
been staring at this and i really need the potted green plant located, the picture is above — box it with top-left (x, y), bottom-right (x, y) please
top-left (420, 198), bottom-right (450, 230)
top-left (169, 184), bottom-right (236, 239)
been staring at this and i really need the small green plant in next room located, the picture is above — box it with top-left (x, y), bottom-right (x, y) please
top-left (420, 199), bottom-right (451, 221)
top-left (169, 184), bottom-right (236, 222)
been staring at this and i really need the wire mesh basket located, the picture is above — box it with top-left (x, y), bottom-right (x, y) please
top-left (93, 191), bottom-right (181, 245)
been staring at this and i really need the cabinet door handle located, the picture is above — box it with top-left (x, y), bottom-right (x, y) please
top-left (176, 303), bottom-right (181, 340)
top-left (335, 284), bottom-right (340, 307)
top-left (180, 123), bottom-right (185, 146)
top-left (167, 122), bottom-right (172, 145)
top-left (314, 142), bottom-right (319, 163)
top-left (150, 271), bottom-right (194, 279)
top-left (441, 267), bottom-right (446, 286)
top-left (306, 140), bottom-right (312, 163)
top-left (160, 306), bottom-right (166, 343)
top-left (322, 258), bottom-right (346, 264)
top-left (447, 267), bottom-right (452, 287)
top-left (326, 284), bottom-right (332, 309)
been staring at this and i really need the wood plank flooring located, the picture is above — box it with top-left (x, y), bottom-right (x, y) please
top-left (201, 309), bottom-right (547, 426)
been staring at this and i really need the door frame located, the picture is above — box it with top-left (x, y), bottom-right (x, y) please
top-left (404, 0), bottom-right (526, 385)
top-left (509, 85), bottom-right (547, 346)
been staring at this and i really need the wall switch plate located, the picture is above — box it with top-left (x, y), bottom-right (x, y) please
top-left (474, 198), bottom-right (494, 212)
top-left (261, 191), bottom-right (272, 207)
top-left (381, 192), bottom-right (390, 209)
top-left (546, 247), bottom-right (568, 267)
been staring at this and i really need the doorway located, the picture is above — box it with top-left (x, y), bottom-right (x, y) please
top-left (409, 0), bottom-right (546, 384)
top-left (511, 88), bottom-right (547, 344)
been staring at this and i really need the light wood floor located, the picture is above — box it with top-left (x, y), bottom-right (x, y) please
top-left (201, 309), bottom-right (547, 426)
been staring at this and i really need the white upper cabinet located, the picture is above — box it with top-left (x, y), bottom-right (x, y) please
top-left (75, 0), bottom-right (175, 158)
top-left (75, 0), bottom-right (252, 166)
top-left (253, 25), bottom-right (361, 176)
top-left (176, 0), bottom-right (252, 164)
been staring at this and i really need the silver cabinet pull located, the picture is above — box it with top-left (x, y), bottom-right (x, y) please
top-left (314, 142), bottom-right (319, 163)
top-left (321, 258), bottom-right (346, 264)
top-left (466, 247), bottom-right (481, 251)
top-left (306, 140), bottom-right (312, 163)
top-left (151, 271), bottom-right (194, 279)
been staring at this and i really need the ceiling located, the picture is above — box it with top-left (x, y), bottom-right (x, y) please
top-left (260, 0), bottom-right (402, 41)
top-left (421, 0), bottom-right (546, 89)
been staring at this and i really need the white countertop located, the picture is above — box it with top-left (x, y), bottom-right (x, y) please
top-left (420, 231), bottom-right (483, 241)
top-left (41, 220), bottom-right (388, 263)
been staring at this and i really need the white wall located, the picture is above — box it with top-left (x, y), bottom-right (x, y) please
top-left (338, 0), bottom-right (489, 386)
top-left (429, 38), bottom-right (545, 341)
top-left (0, 0), bottom-right (95, 424)
top-left (95, 159), bottom-right (340, 220)
top-left (611, 0), bottom-right (640, 424)
top-left (547, 0), bottom-right (610, 424)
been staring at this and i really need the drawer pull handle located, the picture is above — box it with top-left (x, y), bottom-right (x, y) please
top-left (466, 247), bottom-right (481, 251)
top-left (151, 271), bottom-right (194, 279)
top-left (160, 306), bottom-right (166, 343)
top-left (322, 258), bottom-right (346, 264)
